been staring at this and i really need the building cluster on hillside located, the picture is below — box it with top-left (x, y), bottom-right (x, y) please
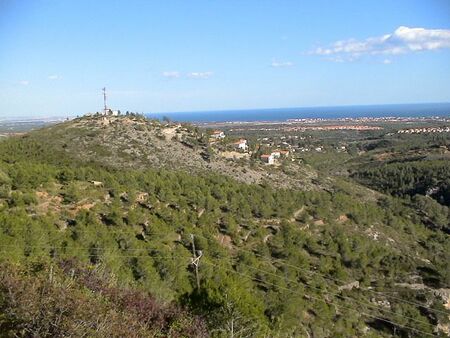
top-left (256, 134), bottom-right (337, 155)
top-left (209, 129), bottom-right (293, 165)
top-left (207, 127), bottom-right (354, 165)
top-left (397, 127), bottom-right (450, 134)
top-left (209, 130), bottom-right (250, 153)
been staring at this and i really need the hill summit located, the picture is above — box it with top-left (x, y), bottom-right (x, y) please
top-left (26, 114), bottom-right (320, 189)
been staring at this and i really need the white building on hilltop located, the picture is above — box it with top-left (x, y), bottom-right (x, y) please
top-left (98, 87), bottom-right (120, 116)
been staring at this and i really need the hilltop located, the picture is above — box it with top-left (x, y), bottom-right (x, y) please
top-left (23, 114), bottom-right (323, 190)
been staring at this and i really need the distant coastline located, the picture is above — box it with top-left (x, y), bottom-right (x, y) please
top-left (147, 102), bottom-right (450, 123)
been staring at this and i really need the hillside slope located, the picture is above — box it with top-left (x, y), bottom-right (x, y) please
top-left (0, 115), bottom-right (449, 337)
top-left (23, 114), bottom-right (320, 190)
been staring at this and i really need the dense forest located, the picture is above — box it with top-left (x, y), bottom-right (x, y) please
top-left (0, 117), bottom-right (449, 337)
top-left (353, 160), bottom-right (450, 207)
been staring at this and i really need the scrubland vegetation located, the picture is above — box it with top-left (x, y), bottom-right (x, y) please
top-left (0, 115), bottom-right (449, 337)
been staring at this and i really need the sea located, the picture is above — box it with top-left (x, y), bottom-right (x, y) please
top-left (146, 102), bottom-right (450, 123)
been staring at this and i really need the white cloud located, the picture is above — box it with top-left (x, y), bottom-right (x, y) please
top-left (19, 80), bottom-right (29, 85)
top-left (187, 71), bottom-right (213, 79)
top-left (383, 59), bottom-right (392, 64)
top-left (48, 74), bottom-right (60, 80)
top-left (271, 61), bottom-right (294, 68)
top-left (162, 71), bottom-right (181, 79)
top-left (312, 26), bottom-right (450, 61)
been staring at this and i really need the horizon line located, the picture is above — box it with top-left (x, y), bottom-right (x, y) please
top-left (2, 101), bottom-right (450, 120)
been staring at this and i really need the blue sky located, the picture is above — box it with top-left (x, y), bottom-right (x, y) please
top-left (1, 0), bottom-right (450, 118)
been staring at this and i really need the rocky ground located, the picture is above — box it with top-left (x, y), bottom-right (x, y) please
top-left (35, 114), bottom-right (322, 190)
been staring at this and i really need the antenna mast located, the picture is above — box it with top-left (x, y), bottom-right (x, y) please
top-left (102, 87), bottom-right (107, 113)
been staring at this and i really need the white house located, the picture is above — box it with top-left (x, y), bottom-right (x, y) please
top-left (211, 130), bottom-right (225, 139)
top-left (261, 154), bottom-right (275, 164)
top-left (234, 139), bottom-right (248, 151)
top-left (271, 151), bottom-right (281, 159)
